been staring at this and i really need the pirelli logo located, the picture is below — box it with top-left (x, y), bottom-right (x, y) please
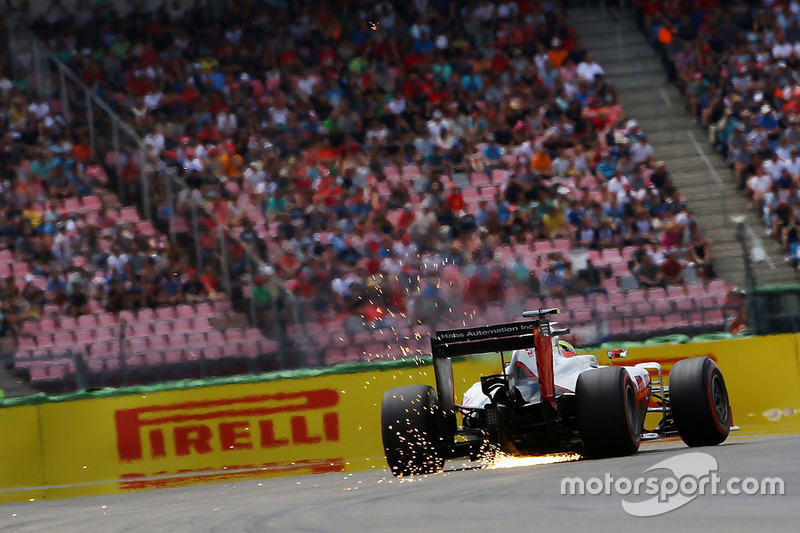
top-left (114, 389), bottom-right (340, 462)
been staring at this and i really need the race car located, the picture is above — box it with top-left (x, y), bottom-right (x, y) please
top-left (381, 308), bottom-right (732, 476)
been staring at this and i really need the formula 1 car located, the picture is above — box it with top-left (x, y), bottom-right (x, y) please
top-left (381, 308), bottom-right (732, 476)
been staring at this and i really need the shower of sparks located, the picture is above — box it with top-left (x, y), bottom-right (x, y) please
top-left (487, 452), bottom-right (580, 469)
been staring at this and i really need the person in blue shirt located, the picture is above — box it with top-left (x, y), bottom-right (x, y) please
top-left (596, 154), bottom-right (616, 179)
top-left (461, 66), bottom-right (483, 94)
top-left (566, 199), bottom-right (586, 228)
top-left (483, 135), bottom-right (504, 169)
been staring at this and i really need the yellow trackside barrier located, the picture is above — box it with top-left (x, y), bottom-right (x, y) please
top-left (0, 355), bottom-right (497, 503)
top-left (1, 334), bottom-right (799, 503)
top-left (607, 334), bottom-right (800, 434)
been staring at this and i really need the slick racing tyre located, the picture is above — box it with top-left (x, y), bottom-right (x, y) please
top-left (669, 356), bottom-right (731, 447)
top-left (381, 385), bottom-right (449, 476)
top-left (577, 366), bottom-right (642, 458)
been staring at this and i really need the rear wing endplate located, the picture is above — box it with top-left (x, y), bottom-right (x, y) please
top-left (430, 308), bottom-right (560, 430)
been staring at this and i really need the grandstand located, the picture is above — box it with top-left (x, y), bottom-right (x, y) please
top-left (1, 0), bottom-right (778, 397)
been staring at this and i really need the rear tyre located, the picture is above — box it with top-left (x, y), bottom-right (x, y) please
top-left (381, 385), bottom-right (448, 476)
top-left (577, 366), bottom-right (642, 458)
top-left (669, 357), bottom-right (731, 447)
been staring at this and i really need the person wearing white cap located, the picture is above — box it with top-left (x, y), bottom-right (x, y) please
top-left (758, 104), bottom-right (781, 141)
top-left (427, 109), bottom-right (450, 140)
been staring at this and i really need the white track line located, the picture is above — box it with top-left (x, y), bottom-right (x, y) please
top-left (686, 130), bottom-right (723, 188)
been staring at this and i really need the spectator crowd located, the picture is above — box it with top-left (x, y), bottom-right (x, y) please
top-left (638, 0), bottom-right (800, 275)
top-left (1, 0), bottom-right (717, 346)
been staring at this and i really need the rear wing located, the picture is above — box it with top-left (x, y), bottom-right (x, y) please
top-left (431, 308), bottom-right (563, 428)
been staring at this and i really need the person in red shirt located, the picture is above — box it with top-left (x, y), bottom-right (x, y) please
top-left (73, 137), bottom-right (93, 164)
top-left (447, 185), bottom-right (466, 212)
top-left (197, 121), bottom-right (221, 143)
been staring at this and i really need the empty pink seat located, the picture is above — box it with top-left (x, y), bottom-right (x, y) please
top-left (119, 206), bottom-right (140, 223)
top-left (82, 195), bottom-right (102, 211)
top-left (240, 341), bottom-right (260, 357)
top-left (244, 328), bottom-right (263, 341)
top-left (118, 310), bottom-right (136, 323)
top-left (60, 317), bottom-right (78, 330)
top-left (585, 249), bottom-right (603, 264)
top-left (206, 330), bottom-right (225, 345)
top-left (196, 302), bottom-right (214, 316)
top-left (185, 332), bottom-right (206, 347)
top-left (137, 308), bottom-right (155, 322)
top-left (603, 248), bottom-right (624, 263)
top-left (144, 352), bottom-right (164, 365)
top-left (225, 329), bottom-right (243, 343)
top-left (173, 318), bottom-right (192, 333)
top-left (176, 304), bottom-right (194, 319)
top-left (259, 339), bottom-right (279, 352)
top-left (633, 315), bottom-right (664, 332)
top-left (163, 349), bottom-right (184, 364)
top-left (29, 366), bottom-right (49, 383)
top-left (213, 301), bottom-right (232, 313)
top-left (378, 181), bottom-right (391, 196)
top-left (480, 186), bottom-right (497, 199)
top-left (137, 220), bottom-right (155, 237)
top-left (53, 331), bottom-right (74, 346)
top-left (78, 314), bottom-right (98, 329)
top-left (153, 322), bottom-right (172, 336)
top-left (75, 330), bottom-right (93, 344)
top-left (607, 318), bottom-right (629, 334)
top-left (193, 316), bottom-right (211, 331)
top-left (149, 335), bottom-right (168, 350)
top-left (663, 313), bottom-right (689, 329)
top-left (664, 285), bottom-right (686, 299)
top-left (383, 165), bottom-right (400, 181)
top-left (168, 332), bottom-right (186, 346)
top-left (470, 172), bottom-right (491, 187)
top-left (127, 337), bottom-right (148, 353)
top-left (18, 336), bottom-right (37, 350)
top-left (491, 169), bottom-right (507, 184)
top-left (401, 165), bottom-right (421, 179)
top-left (128, 322), bottom-right (151, 337)
top-left (203, 346), bottom-right (224, 360)
top-left (326, 348), bottom-right (347, 365)
top-left (155, 307), bottom-right (175, 320)
top-left (63, 197), bottom-right (82, 212)
top-left (94, 327), bottom-right (115, 342)
top-left (706, 280), bottom-right (727, 296)
top-left (553, 239), bottom-right (571, 253)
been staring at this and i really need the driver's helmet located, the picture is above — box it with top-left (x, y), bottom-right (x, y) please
top-left (558, 339), bottom-right (576, 357)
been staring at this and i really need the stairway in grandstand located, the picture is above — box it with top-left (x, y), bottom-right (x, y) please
top-left (569, 4), bottom-right (798, 287)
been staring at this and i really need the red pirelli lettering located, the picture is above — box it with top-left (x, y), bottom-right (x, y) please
top-left (174, 425), bottom-right (213, 456)
top-left (220, 421), bottom-right (253, 451)
top-left (115, 389), bottom-right (339, 462)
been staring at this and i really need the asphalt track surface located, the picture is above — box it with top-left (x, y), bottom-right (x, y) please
top-left (3, 434), bottom-right (798, 533)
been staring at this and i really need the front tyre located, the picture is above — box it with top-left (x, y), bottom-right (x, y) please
top-left (669, 357), bottom-right (731, 447)
top-left (381, 385), bottom-right (449, 476)
top-left (577, 366), bottom-right (642, 458)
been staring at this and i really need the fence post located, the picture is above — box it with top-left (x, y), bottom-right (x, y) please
top-left (219, 226), bottom-right (232, 302)
top-left (246, 256), bottom-right (256, 326)
top-left (32, 40), bottom-right (44, 97)
top-left (58, 63), bottom-right (69, 126)
top-left (112, 122), bottom-right (124, 201)
top-left (86, 90), bottom-right (96, 162)
top-left (190, 197), bottom-right (203, 270)
top-left (140, 144), bottom-right (150, 220)
top-left (165, 167), bottom-right (177, 242)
